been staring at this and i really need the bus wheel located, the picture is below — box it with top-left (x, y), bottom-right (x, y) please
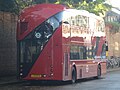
top-left (96, 65), bottom-right (101, 79)
top-left (72, 67), bottom-right (76, 83)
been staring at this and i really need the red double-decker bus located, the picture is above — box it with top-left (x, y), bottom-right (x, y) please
top-left (17, 4), bottom-right (107, 83)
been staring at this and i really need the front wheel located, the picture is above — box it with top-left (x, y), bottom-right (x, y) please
top-left (71, 67), bottom-right (76, 83)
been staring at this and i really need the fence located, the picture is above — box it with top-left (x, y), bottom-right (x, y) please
top-left (106, 25), bottom-right (120, 57)
top-left (106, 57), bottom-right (120, 69)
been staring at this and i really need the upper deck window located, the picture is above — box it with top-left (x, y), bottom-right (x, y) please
top-left (46, 12), bottom-right (63, 32)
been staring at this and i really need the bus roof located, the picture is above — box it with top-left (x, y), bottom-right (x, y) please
top-left (19, 3), bottom-right (66, 30)
top-left (65, 9), bottom-right (103, 21)
top-left (20, 3), bottom-right (66, 16)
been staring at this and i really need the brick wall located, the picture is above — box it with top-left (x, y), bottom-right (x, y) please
top-left (0, 12), bottom-right (18, 76)
top-left (106, 25), bottom-right (120, 58)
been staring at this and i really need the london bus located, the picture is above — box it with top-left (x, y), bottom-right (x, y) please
top-left (17, 4), bottom-right (107, 83)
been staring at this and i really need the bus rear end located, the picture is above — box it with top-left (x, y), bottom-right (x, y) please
top-left (17, 4), bottom-right (66, 81)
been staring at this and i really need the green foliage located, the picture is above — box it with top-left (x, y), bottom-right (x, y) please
top-left (34, 0), bottom-right (46, 4)
top-left (77, 0), bottom-right (112, 16)
top-left (106, 22), bottom-right (120, 33)
top-left (14, 0), bottom-right (34, 14)
top-left (55, 0), bottom-right (112, 16)
top-left (14, 0), bottom-right (57, 14)
top-left (33, 0), bottom-right (57, 4)
top-left (0, 0), bottom-right (112, 16)
top-left (0, 0), bottom-right (17, 13)
top-left (0, 0), bottom-right (34, 14)
top-left (48, 0), bottom-right (57, 3)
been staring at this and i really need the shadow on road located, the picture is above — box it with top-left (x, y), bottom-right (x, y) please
top-left (22, 77), bottom-right (104, 86)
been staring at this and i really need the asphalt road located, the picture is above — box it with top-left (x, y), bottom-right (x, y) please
top-left (1, 70), bottom-right (120, 90)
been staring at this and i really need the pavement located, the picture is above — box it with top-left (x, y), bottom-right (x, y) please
top-left (107, 67), bottom-right (120, 72)
top-left (0, 68), bottom-right (120, 86)
top-left (0, 75), bottom-right (21, 86)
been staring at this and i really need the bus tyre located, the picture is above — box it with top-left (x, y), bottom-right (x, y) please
top-left (96, 65), bottom-right (101, 79)
top-left (72, 67), bottom-right (76, 83)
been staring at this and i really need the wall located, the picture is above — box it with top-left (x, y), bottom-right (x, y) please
top-left (0, 12), bottom-right (18, 76)
top-left (106, 25), bottom-right (120, 58)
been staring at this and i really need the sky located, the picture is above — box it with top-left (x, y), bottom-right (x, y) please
top-left (106, 0), bottom-right (120, 14)
top-left (108, 0), bottom-right (120, 8)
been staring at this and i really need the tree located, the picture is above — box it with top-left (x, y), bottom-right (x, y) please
top-left (33, 0), bottom-right (46, 4)
top-left (0, 0), bottom-right (111, 16)
top-left (14, 0), bottom-right (57, 14)
top-left (77, 0), bottom-right (112, 16)
top-left (14, 0), bottom-right (34, 14)
top-left (34, 0), bottom-right (57, 4)
top-left (55, 0), bottom-right (112, 16)
top-left (0, 0), bottom-right (17, 13)
top-left (0, 0), bottom-right (34, 14)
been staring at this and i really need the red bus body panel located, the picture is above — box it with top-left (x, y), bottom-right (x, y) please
top-left (17, 4), bottom-right (65, 40)
top-left (25, 26), bottom-right (63, 80)
top-left (17, 4), bottom-right (107, 81)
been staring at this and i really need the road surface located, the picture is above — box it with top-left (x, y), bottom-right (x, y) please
top-left (1, 70), bottom-right (120, 90)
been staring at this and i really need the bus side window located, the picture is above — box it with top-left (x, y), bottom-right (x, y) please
top-left (83, 46), bottom-right (87, 59)
top-left (70, 45), bottom-right (87, 60)
top-left (79, 46), bottom-right (87, 59)
top-left (70, 45), bottom-right (79, 60)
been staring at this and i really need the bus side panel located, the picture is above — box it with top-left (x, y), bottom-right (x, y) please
top-left (52, 26), bottom-right (63, 80)
top-left (70, 60), bottom-right (98, 79)
top-left (62, 44), bottom-right (71, 81)
top-left (101, 61), bottom-right (107, 75)
top-left (79, 64), bottom-right (97, 78)
top-left (62, 23), bottom-right (71, 81)
top-left (77, 61), bottom-right (106, 79)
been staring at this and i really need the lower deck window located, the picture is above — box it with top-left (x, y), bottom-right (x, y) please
top-left (70, 45), bottom-right (87, 60)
